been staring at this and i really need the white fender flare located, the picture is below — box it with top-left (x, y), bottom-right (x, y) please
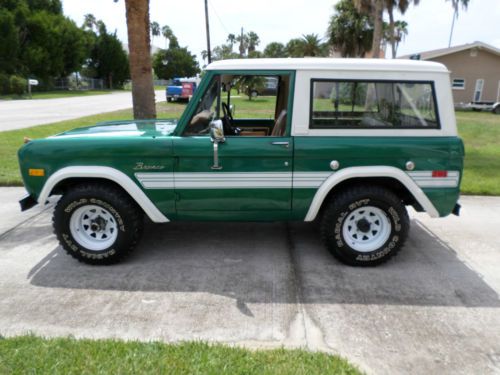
top-left (304, 166), bottom-right (440, 221)
top-left (38, 166), bottom-right (169, 223)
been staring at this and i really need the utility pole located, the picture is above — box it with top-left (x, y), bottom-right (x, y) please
top-left (239, 27), bottom-right (244, 57)
top-left (204, 0), bottom-right (212, 64)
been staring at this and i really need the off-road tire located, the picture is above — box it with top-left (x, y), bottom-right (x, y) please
top-left (53, 183), bottom-right (143, 265)
top-left (320, 186), bottom-right (409, 267)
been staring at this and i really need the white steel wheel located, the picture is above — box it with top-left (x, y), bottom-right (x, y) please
top-left (341, 206), bottom-right (391, 253)
top-left (69, 204), bottom-right (118, 251)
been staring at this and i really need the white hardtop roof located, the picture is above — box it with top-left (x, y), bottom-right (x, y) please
top-left (206, 58), bottom-right (449, 74)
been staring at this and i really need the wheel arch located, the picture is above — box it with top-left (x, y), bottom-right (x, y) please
top-left (304, 166), bottom-right (439, 221)
top-left (38, 166), bottom-right (169, 223)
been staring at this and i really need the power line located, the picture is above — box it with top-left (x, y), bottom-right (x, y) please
top-left (208, 0), bottom-right (231, 36)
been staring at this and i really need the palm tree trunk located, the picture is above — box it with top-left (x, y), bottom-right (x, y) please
top-left (388, 6), bottom-right (396, 59)
top-left (124, 0), bottom-right (156, 119)
top-left (371, 0), bottom-right (384, 58)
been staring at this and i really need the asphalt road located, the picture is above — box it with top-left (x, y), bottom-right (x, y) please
top-left (0, 187), bottom-right (499, 375)
top-left (0, 90), bottom-right (165, 131)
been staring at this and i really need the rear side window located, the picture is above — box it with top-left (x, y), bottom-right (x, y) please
top-left (310, 80), bottom-right (440, 129)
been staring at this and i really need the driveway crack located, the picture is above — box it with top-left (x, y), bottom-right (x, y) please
top-left (284, 222), bottom-right (331, 352)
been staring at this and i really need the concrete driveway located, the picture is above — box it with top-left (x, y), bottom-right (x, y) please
top-left (0, 90), bottom-right (165, 131)
top-left (0, 188), bottom-right (499, 375)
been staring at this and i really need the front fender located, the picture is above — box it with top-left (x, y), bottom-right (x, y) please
top-left (38, 166), bottom-right (169, 223)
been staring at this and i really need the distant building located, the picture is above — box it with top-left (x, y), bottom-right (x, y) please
top-left (401, 41), bottom-right (500, 106)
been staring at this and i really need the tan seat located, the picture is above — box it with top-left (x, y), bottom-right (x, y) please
top-left (271, 110), bottom-right (287, 136)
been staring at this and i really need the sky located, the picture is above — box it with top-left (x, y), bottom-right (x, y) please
top-left (62, 0), bottom-right (500, 62)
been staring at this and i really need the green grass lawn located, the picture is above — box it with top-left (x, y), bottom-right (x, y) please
top-left (0, 98), bottom-right (499, 195)
top-left (455, 111), bottom-right (500, 195)
top-left (0, 90), bottom-right (117, 100)
top-left (0, 336), bottom-right (360, 375)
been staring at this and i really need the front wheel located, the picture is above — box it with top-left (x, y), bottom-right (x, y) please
top-left (320, 186), bottom-right (409, 266)
top-left (53, 183), bottom-right (143, 265)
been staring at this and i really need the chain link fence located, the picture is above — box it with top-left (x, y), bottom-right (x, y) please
top-left (52, 77), bottom-right (105, 91)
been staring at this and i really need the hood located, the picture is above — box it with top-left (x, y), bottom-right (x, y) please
top-left (52, 119), bottom-right (178, 139)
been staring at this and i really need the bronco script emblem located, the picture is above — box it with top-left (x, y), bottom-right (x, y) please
top-left (133, 162), bottom-right (165, 170)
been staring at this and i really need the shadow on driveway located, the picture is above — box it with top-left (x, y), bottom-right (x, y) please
top-left (26, 220), bottom-right (500, 308)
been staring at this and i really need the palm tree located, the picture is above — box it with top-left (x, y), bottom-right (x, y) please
top-left (161, 25), bottom-right (179, 49)
top-left (285, 38), bottom-right (305, 57)
top-left (392, 20), bottom-right (408, 57)
top-left (356, 0), bottom-right (469, 58)
top-left (263, 42), bottom-right (286, 58)
top-left (247, 31), bottom-right (260, 54)
top-left (327, 0), bottom-right (373, 57)
top-left (226, 33), bottom-right (236, 49)
top-left (123, 0), bottom-right (156, 119)
top-left (150, 21), bottom-right (160, 38)
top-left (353, 0), bottom-right (384, 58)
top-left (447, 0), bottom-right (470, 12)
top-left (301, 34), bottom-right (327, 57)
top-left (236, 32), bottom-right (248, 57)
top-left (385, 0), bottom-right (417, 58)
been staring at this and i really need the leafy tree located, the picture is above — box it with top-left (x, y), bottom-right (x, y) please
top-left (236, 76), bottom-right (266, 101)
top-left (0, 0), bottom-right (87, 80)
top-left (83, 20), bottom-right (129, 88)
top-left (263, 42), bottom-right (286, 58)
top-left (327, 0), bottom-right (373, 57)
top-left (153, 47), bottom-right (199, 80)
top-left (0, 9), bottom-right (19, 74)
top-left (151, 25), bottom-right (198, 79)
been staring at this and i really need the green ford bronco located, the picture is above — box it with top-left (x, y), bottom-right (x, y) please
top-left (18, 58), bottom-right (464, 266)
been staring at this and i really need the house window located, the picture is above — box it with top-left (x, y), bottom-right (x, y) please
top-left (310, 80), bottom-right (439, 129)
top-left (452, 79), bottom-right (465, 90)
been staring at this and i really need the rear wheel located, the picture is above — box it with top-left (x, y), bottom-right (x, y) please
top-left (320, 186), bottom-right (409, 266)
top-left (53, 183), bottom-right (143, 265)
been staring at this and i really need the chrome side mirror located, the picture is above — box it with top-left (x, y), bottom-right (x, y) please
top-left (210, 119), bottom-right (225, 143)
top-left (209, 120), bottom-right (225, 170)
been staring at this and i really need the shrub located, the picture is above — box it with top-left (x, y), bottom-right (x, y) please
top-left (0, 73), bottom-right (10, 95)
top-left (9, 75), bottom-right (26, 95)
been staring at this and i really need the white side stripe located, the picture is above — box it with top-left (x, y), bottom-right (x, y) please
top-left (135, 171), bottom-right (460, 189)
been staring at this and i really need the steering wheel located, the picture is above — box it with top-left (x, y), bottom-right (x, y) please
top-left (221, 102), bottom-right (240, 135)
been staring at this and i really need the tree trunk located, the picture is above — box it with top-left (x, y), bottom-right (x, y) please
top-left (371, 0), bottom-right (384, 58)
top-left (124, 0), bottom-right (156, 119)
top-left (388, 6), bottom-right (396, 59)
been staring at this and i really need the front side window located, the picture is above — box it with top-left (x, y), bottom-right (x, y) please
top-left (184, 72), bottom-right (290, 136)
top-left (310, 80), bottom-right (439, 129)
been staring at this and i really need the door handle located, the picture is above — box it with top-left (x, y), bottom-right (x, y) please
top-left (271, 141), bottom-right (289, 148)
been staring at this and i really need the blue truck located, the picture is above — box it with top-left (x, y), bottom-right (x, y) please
top-left (166, 77), bottom-right (200, 102)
